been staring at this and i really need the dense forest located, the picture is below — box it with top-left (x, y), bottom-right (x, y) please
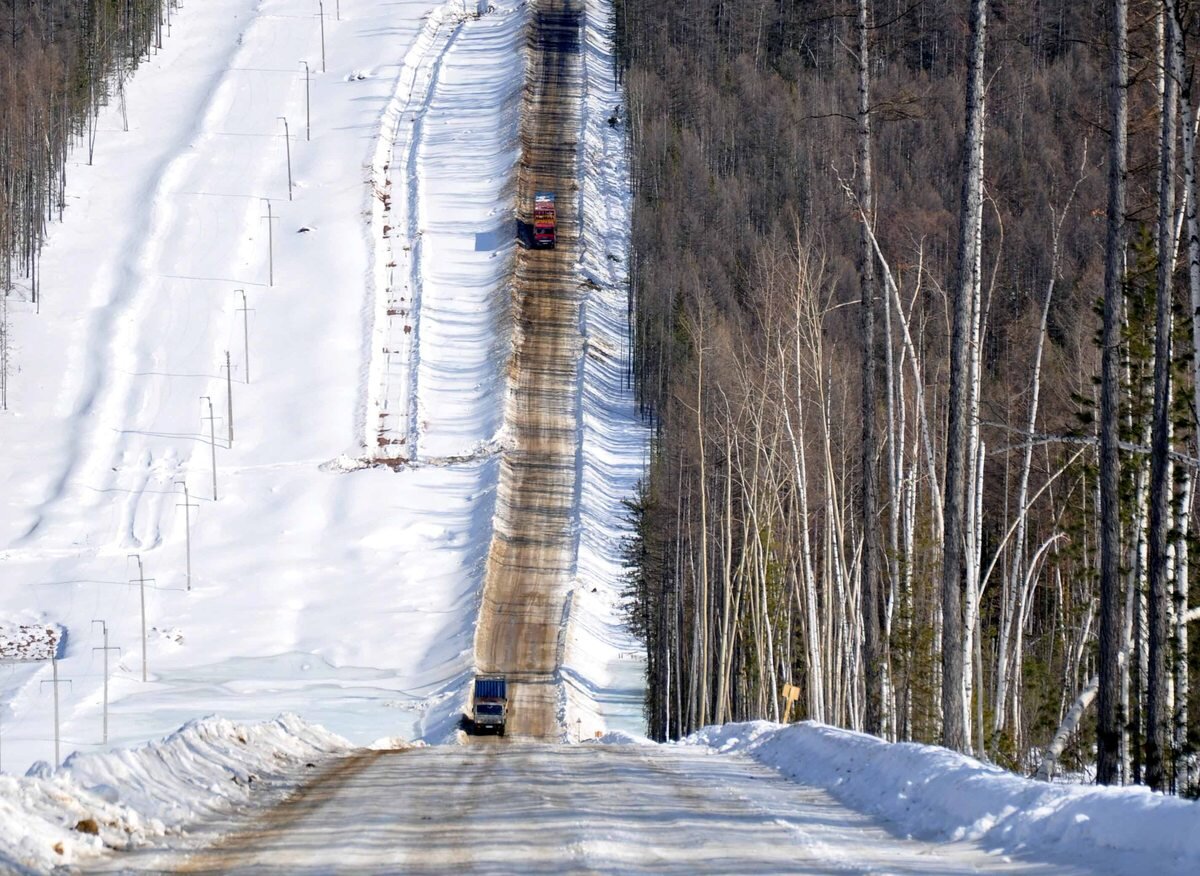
top-left (0, 0), bottom-right (176, 311)
top-left (616, 0), bottom-right (1200, 794)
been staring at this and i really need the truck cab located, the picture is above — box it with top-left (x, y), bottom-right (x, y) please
top-left (472, 675), bottom-right (508, 736)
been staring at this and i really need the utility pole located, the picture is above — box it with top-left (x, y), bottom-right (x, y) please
top-left (235, 290), bottom-right (253, 384)
top-left (301, 62), bottom-right (311, 141)
top-left (129, 554), bottom-right (154, 682)
top-left (201, 396), bottom-right (219, 501)
top-left (261, 200), bottom-right (279, 287)
top-left (175, 480), bottom-right (197, 591)
top-left (318, 1), bottom-right (327, 73)
top-left (279, 116), bottom-right (293, 201)
top-left (40, 659), bottom-right (71, 767)
top-left (91, 620), bottom-right (121, 744)
top-left (1, 290), bottom-right (9, 411)
top-left (224, 351), bottom-right (235, 445)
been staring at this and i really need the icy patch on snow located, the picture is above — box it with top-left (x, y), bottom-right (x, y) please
top-left (0, 714), bottom-right (348, 873)
top-left (686, 721), bottom-right (1200, 875)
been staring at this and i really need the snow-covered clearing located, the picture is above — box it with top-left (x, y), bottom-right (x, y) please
top-left (0, 0), bottom-right (644, 785)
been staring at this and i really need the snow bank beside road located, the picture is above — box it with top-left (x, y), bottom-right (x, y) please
top-left (1, 714), bottom-right (350, 874)
top-left (690, 721), bottom-right (1200, 875)
top-left (560, 0), bottom-right (648, 741)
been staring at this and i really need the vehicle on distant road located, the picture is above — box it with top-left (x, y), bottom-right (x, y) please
top-left (532, 192), bottom-right (556, 248)
top-left (471, 675), bottom-right (508, 736)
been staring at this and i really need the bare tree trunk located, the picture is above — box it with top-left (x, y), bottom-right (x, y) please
top-left (1146, 0), bottom-right (1180, 793)
top-left (1173, 472), bottom-right (1192, 791)
top-left (1179, 10), bottom-right (1200, 799)
top-left (780, 242), bottom-right (825, 723)
top-left (1097, 0), bottom-right (1129, 787)
top-left (856, 0), bottom-right (884, 738)
top-left (941, 0), bottom-right (987, 753)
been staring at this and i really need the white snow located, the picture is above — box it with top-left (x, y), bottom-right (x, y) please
top-left (0, 0), bottom-right (534, 777)
top-left (1, 0), bottom-right (1197, 870)
top-left (686, 721), bottom-right (1200, 875)
top-left (559, 0), bottom-right (649, 742)
top-left (0, 714), bottom-right (350, 873)
top-left (0, 0), bottom-right (645, 783)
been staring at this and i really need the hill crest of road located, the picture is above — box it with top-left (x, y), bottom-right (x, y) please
top-left (472, 0), bottom-right (584, 741)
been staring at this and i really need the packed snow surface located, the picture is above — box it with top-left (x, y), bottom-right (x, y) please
top-left (688, 721), bottom-right (1200, 875)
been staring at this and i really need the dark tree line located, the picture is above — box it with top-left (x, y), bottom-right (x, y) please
top-left (1, 0), bottom-right (177, 301)
top-left (617, 0), bottom-right (1200, 793)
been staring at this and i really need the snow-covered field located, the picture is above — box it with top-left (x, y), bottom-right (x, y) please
top-left (0, 0), bottom-right (645, 784)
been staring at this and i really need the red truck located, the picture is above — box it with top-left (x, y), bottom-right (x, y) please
top-left (533, 192), bottom-right (556, 248)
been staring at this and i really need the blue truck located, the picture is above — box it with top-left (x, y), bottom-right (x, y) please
top-left (472, 675), bottom-right (508, 736)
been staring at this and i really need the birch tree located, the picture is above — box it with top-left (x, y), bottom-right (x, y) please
top-left (856, 0), bottom-right (885, 737)
top-left (941, 0), bottom-right (987, 753)
top-left (1146, 0), bottom-right (1181, 793)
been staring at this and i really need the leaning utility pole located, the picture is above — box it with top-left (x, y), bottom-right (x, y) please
top-left (279, 116), bottom-right (293, 201)
top-left (261, 200), bottom-right (278, 287)
top-left (301, 61), bottom-right (311, 141)
top-left (175, 480), bottom-right (197, 591)
top-left (201, 396), bottom-right (219, 501)
top-left (129, 554), bottom-right (153, 682)
top-left (1, 290), bottom-right (9, 411)
top-left (318, 1), bottom-right (327, 72)
top-left (235, 290), bottom-right (253, 384)
top-left (91, 620), bottom-right (121, 744)
top-left (40, 659), bottom-right (71, 766)
top-left (224, 351), bottom-right (235, 445)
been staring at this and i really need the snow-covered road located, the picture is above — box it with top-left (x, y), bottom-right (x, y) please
top-left (100, 743), bottom-right (1086, 874)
